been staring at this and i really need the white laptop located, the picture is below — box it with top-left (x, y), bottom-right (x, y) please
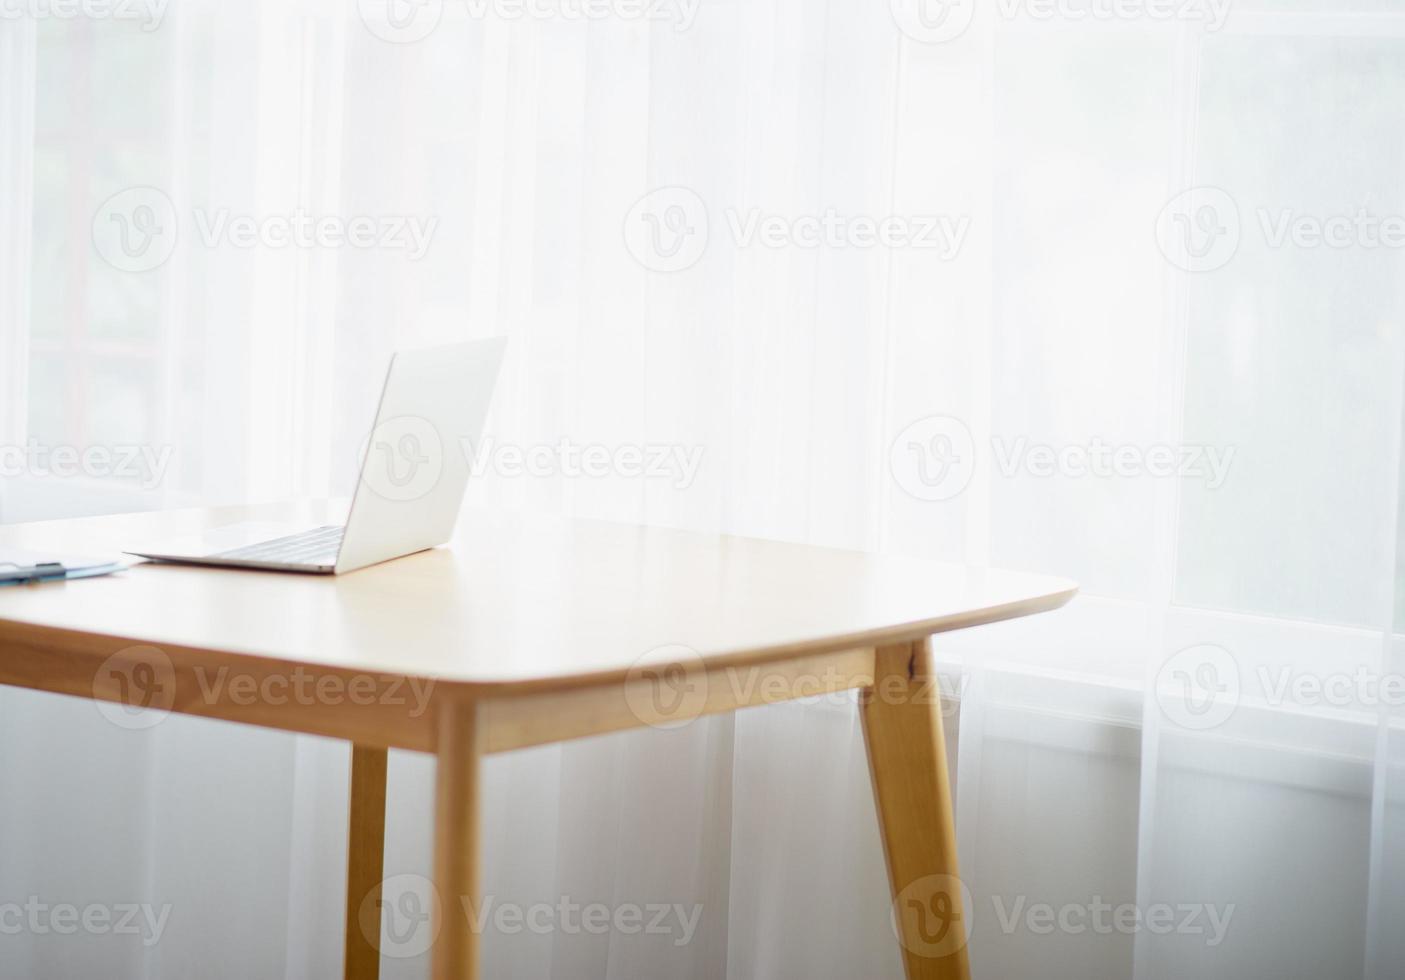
top-left (127, 337), bottom-right (506, 575)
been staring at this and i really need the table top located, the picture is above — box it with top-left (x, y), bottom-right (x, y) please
top-left (0, 503), bottom-right (1076, 691)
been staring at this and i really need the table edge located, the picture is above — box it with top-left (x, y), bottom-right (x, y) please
top-left (0, 583), bottom-right (1077, 696)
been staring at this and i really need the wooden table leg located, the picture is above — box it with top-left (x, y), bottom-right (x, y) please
top-left (433, 701), bottom-right (483, 980)
top-left (861, 638), bottom-right (972, 980)
top-left (345, 744), bottom-right (388, 980)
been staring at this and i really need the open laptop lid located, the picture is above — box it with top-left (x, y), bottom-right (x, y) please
top-left (335, 337), bottom-right (507, 574)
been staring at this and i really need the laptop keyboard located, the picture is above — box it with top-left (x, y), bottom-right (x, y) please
top-left (212, 525), bottom-right (345, 567)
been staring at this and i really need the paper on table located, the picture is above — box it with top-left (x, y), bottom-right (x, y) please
top-left (0, 547), bottom-right (128, 585)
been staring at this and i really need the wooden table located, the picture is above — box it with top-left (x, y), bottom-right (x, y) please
top-left (0, 502), bottom-right (1075, 979)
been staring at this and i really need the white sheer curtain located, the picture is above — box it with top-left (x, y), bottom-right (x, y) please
top-left (1, 1), bottom-right (1403, 977)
